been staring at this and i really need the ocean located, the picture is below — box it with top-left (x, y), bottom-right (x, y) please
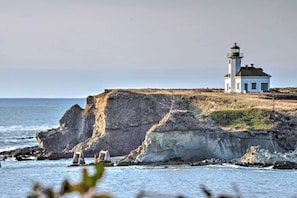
top-left (0, 98), bottom-right (297, 198)
top-left (0, 98), bottom-right (86, 152)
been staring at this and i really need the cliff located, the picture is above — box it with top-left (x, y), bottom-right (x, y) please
top-left (240, 145), bottom-right (297, 164)
top-left (127, 110), bottom-right (284, 162)
top-left (37, 89), bottom-right (189, 156)
top-left (36, 89), bottom-right (297, 161)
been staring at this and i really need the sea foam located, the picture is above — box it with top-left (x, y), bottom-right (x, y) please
top-left (0, 125), bottom-right (57, 133)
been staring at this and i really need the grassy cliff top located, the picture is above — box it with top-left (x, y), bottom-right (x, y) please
top-left (96, 88), bottom-right (297, 131)
top-left (104, 88), bottom-right (297, 112)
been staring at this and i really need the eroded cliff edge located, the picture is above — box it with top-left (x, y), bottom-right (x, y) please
top-left (36, 89), bottom-right (297, 161)
top-left (37, 89), bottom-right (188, 156)
top-left (125, 110), bottom-right (284, 162)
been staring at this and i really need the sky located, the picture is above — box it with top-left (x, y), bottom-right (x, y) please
top-left (0, 0), bottom-right (296, 98)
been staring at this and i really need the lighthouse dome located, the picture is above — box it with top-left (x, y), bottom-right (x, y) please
top-left (231, 43), bottom-right (240, 49)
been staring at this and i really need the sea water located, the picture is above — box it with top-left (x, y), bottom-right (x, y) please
top-left (0, 99), bottom-right (297, 198)
top-left (0, 98), bottom-right (85, 152)
top-left (1, 159), bottom-right (297, 198)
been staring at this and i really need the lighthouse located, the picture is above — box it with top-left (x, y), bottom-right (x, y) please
top-left (225, 43), bottom-right (243, 92)
top-left (224, 43), bottom-right (271, 93)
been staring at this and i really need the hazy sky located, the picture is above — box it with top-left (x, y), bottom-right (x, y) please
top-left (1, 0), bottom-right (296, 97)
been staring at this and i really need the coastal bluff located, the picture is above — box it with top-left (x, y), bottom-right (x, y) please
top-left (36, 88), bottom-right (297, 162)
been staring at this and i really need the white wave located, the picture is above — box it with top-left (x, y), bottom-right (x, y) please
top-left (0, 125), bottom-right (58, 132)
top-left (4, 139), bottom-right (21, 143)
top-left (0, 146), bottom-right (19, 152)
top-left (221, 163), bottom-right (241, 169)
top-left (221, 163), bottom-right (275, 171)
top-left (4, 138), bottom-right (36, 143)
top-left (263, 165), bottom-right (274, 170)
top-left (0, 141), bottom-right (38, 152)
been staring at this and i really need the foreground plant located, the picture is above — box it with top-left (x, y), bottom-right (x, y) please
top-left (200, 185), bottom-right (242, 198)
top-left (27, 162), bottom-right (111, 198)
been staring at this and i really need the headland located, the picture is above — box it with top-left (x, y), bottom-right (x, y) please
top-left (1, 88), bottom-right (297, 168)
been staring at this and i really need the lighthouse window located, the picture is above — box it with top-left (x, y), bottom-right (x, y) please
top-left (252, 83), bottom-right (257, 89)
top-left (237, 83), bottom-right (240, 90)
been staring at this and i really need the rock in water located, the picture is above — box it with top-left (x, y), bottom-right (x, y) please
top-left (36, 104), bottom-right (91, 152)
top-left (273, 161), bottom-right (297, 169)
top-left (240, 145), bottom-right (297, 165)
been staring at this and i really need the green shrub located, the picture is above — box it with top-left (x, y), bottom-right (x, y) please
top-left (210, 109), bottom-right (274, 130)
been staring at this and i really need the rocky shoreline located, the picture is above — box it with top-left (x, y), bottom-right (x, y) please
top-left (0, 146), bottom-right (72, 161)
top-left (1, 146), bottom-right (297, 170)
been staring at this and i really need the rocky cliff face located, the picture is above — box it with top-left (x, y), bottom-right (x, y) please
top-left (240, 145), bottom-right (297, 164)
top-left (126, 110), bottom-right (285, 162)
top-left (36, 89), bottom-right (297, 161)
top-left (36, 89), bottom-right (189, 156)
top-left (36, 104), bottom-right (92, 151)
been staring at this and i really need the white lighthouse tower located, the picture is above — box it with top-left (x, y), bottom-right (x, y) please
top-left (225, 43), bottom-right (243, 92)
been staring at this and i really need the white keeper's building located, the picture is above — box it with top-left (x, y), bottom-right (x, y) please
top-left (224, 43), bottom-right (271, 93)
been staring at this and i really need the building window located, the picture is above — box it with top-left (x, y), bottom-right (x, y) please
top-left (261, 83), bottom-right (269, 92)
top-left (237, 83), bottom-right (240, 90)
top-left (252, 83), bottom-right (257, 89)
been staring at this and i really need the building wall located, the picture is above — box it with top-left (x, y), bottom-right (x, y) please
top-left (235, 76), bottom-right (270, 93)
top-left (224, 77), bottom-right (231, 92)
